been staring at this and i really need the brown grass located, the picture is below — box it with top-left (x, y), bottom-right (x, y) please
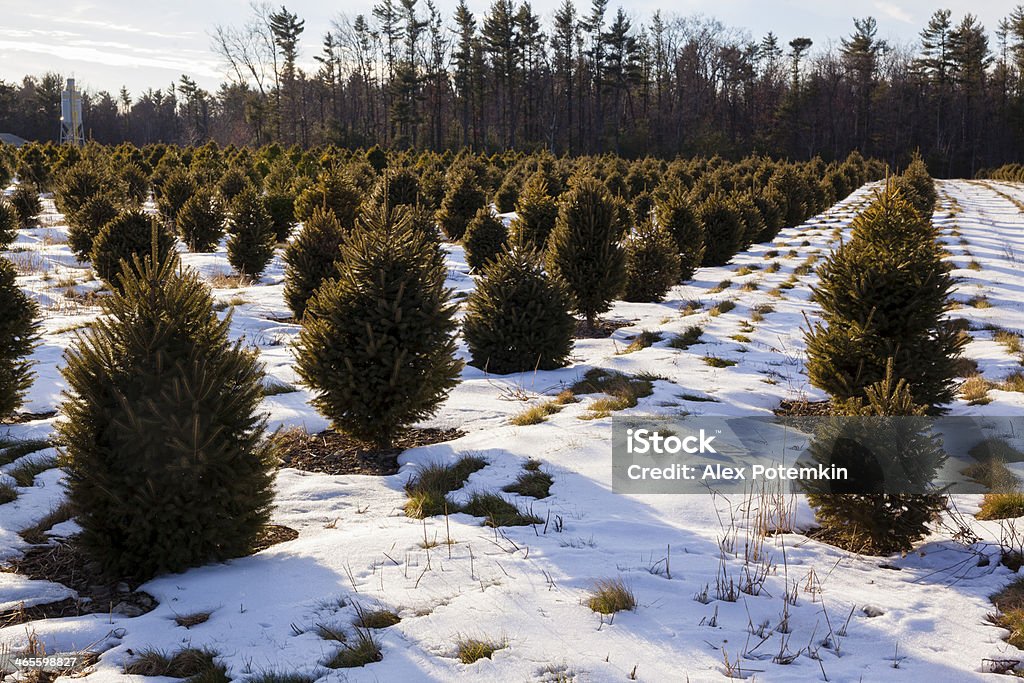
top-left (587, 578), bottom-right (636, 614)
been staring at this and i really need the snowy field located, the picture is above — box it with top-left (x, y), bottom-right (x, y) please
top-left (3, 179), bottom-right (1024, 681)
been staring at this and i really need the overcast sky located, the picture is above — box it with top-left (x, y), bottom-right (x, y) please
top-left (0, 0), bottom-right (1011, 96)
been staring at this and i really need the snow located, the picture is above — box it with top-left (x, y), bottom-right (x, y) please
top-left (2, 180), bottom-right (1024, 680)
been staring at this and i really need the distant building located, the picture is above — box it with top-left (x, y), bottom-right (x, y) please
top-left (0, 133), bottom-right (27, 147)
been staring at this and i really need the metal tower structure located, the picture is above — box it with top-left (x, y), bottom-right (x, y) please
top-left (60, 78), bottom-right (84, 146)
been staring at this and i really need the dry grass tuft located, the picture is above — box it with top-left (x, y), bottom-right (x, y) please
top-left (991, 578), bottom-right (1024, 649)
top-left (462, 492), bottom-right (542, 527)
top-left (353, 608), bottom-right (401, 629)
top-left (960, 375), bottom-right (992, 405)
top-left (587, 577), bottom-right (636, 614)
top-left (503, 467), bottom-right (554, 499)
top-left (125, 648), bottom-right (225, 679)
top-left (709, 300), bottom-right (736, 316)
top-left (404, 455), bottom-right (487, 518)
top-left (618, 330), bottom-right (662, 355)
top-left (456, 637), bottom-right (506, 664)
top-left (668, 326), bottom-right (703, 350)
top-left (174, 611), bottom-right (213, 629)
top-left (326, 629), bottom-right (383, 668)
top-left (977, 493), bottom-right (1024, 521)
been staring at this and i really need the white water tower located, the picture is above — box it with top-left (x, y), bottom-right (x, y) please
top-left (60, 78), bottom-right (84, 146)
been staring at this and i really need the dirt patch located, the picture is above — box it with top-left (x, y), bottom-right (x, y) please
top-left (273, 427), bottom-right (464, 476)
top-left (0, 540), bottom-right (157, 625)
top-left (2, 410), bottom-right (59, 425)
top-left (0, 525), bottom-right (298, 626)
top-left (574, 318), bottom-right (633, 339)
top-left (252, 524), bottom-right (299, 552)
top-left (773, 399), bottom-right (832, 417)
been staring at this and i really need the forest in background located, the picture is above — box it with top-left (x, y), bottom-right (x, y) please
top-left (1, 2), bottom-right (1024, 176)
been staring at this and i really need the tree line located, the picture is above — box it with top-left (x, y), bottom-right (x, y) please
top-left (1, 3), bottom-right (1023, 176)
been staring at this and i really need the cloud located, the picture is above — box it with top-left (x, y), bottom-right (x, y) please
top-left (22, 13), bottom-right (197, 40)
top-left (0, 39), bottom-right (221, 79)
top-left (873, 1), bottom-right (913, 24)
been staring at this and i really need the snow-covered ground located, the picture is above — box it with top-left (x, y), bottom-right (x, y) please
top-left (3, 180), bottom-right (1024, 681)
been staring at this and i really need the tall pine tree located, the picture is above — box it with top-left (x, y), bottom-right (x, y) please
top-left (59, 248), bottom-right (276, 580)
top-left (295, 203), bottom-right (461, 447)
top-left (546, 176), bottom-right (626, 329)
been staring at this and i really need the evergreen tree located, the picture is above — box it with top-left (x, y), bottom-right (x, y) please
top-left (697, 191), bottom-right (745, 266)
top-left (893, 153), bottom-right (937, 219)
top-left (366, 167), bottom-right (421, 208)
top-left (804, 361), bottom-right (947, 554)
top-left (546, 176), bottom-right (626, 329)
top-left (462, 207), bottom-right (508, 270)
top-left (59, 248), bottom-right (276, 580)
top-left (177, 189), bottom-right (226, 252)
top-left (805, 182), bottom-right (964, 408)
top-left (752, 185), bottom-right (786, 241)
top-left (283, 207), bottom-right (346, 319)
top-left (436, 168), bottom-right (486, 240)
top-left (493, 172), bottom-right (521, 212)
top-left (0, 257), bottom-right (39, 419)
top-left (157, 169), bottom-right (197, 230)
top-left (463, 247), bottom-right (575, 374)
top-left (67, 194), bottom-right (119, 262)
top-left (10, 185), bottom-right (40, 228)
top-left (295, 203), bottom-right (461, 446)
top-left (218, 167), bottom-right (250, 202)
top-left (0, 198), bottom-right (18, 249)
top-left (263, 190), bottom-right (297, 242)
top-left (654, 183), bottom-right (704, 281)
top-left (54, 163), bottom-right (105, 217)
top-left (509, 172), bottom-right (559, 249)
top-left (227, 186), bottom-right (277, 279)
top-left (293, 171), bottom-right (361, 227)
top-left (91, 210), bottom-right (176, 290)
top-left (622, 222), bottom-right (681, 302)
top-left (734, 192), bottom-right (766, 248)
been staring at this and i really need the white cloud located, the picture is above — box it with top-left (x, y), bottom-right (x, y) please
top-left (873, 1), bottom-right (914, 24)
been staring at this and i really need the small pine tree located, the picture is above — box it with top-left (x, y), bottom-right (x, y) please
top-left (509, 172), bottom-right (559, 249)
top-left (157, 169), bottom-right (197, 229)
top-left (177, 189), bottom-right (226, 252)
top-left (493, 173), bottom-right (521, 213)
top-left (227, 187), bottom-right (277, 279)
top-left (804, 183), bottom-right (964, 408)
top-left (752, 185), bottom-right (786, 241)
top-left (293, 171), bottom-right (361, 227)
top-left (0, 198), bottom-right (18, 249)
top-left (697, 191), bottom-right (745, 267)
top-left (296, 203), bottom-right (461, 447)
top-left (463, 208), bottom-right (508, 271)
top-left (894, 153), bottom-right (937, 219)
top-left (546, 177), bottom-right (626, 329)
top-left (283, 207), bottom-right (346, 319)
top-left (367, 167), bottom-right (421, 208)
top-left (58, 248), bottom-right (276, 580)
top-left (804, 361), bottom-right (947, 554)
top-left (218, 167), bottom-right (250, 202)
top-left (0, 257), bottom-right (39, 419)
top-left (67, 194), bottom-right (119, 262)
top-left (654, 183), bottom-right (704, 281)
top-left (262, 190), bottom-right (297, 242)
top-left (10, 185), bottom-right (41, 228)
top-left (734, 192), bottom-right (766, 249)
top-left (463, 247), bottom-right (575, 374)
top-left (54, 163), bottom-right (105, 217)
top-left (622, 222), bottom-right (682, 302)
top-left (436, 169), bottom-right (485, 240)
top-left (91, 210), bottom-right (175, 290)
